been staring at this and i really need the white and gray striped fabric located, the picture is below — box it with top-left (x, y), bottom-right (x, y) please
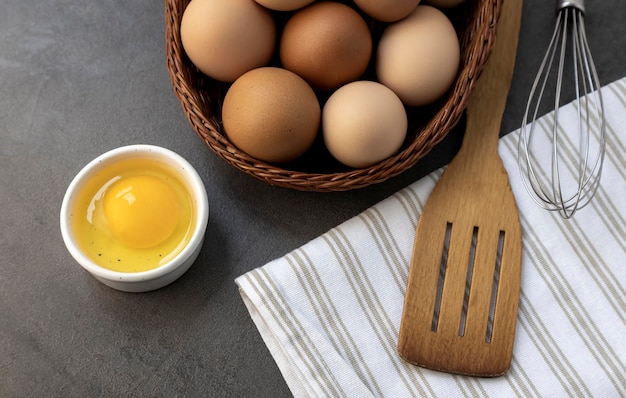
top-left (236, 77), bottom-right (626, 397)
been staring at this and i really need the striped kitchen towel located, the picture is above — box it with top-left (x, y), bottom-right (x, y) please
top-left (235, 77), bottom-right (626, 397)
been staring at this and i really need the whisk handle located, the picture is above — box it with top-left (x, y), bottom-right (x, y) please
top-left (558, 0), bottom-right (584, 13)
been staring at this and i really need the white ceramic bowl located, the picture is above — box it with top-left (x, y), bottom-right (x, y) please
top-left (60, 144), bottom-right (209, 292)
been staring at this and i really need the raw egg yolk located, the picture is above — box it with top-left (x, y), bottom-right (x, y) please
top-left (103, 175), bottom-right (180, 249)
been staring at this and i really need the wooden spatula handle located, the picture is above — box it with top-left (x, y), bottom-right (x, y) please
top-left (464, 0), bottom-right (523, 153)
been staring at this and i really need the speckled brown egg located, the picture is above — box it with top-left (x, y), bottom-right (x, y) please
top-left (222, 67), bottom-right (321, 163)
top-left (180, 0), bottom-right (276, 83)
top-left (279, 2), bottom-right (372, 92)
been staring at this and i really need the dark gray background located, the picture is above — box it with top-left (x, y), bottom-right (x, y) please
top-left (2, 0), bottom-right (624, 396)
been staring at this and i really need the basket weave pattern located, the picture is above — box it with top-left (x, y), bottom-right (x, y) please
top-left (165, 0), bottom-right (500, 191)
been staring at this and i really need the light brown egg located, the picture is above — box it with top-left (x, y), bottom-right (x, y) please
top-left (376, 5), bottom-right (460, 107)
top-left (222, 67), bottom-right (321, 164)
top-left (254, 0), bottom-right (315, 11)
top-left (180, 0), bottom-right (276, 83)
top-left (352, 0), bottom-right (421, 22)
top-left (322, 81), bottom-right (407, 168)
top-left (279, 2), bottom-right (372, 92)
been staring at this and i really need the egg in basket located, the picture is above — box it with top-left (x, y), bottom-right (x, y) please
top-left (165, 0), bottom-right (500, 191)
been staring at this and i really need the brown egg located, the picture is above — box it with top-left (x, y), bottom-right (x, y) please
top-left (222, 67), bottom-right (321, 163)
top-left (180, 0), bottom-right (275, 83)
top-left (376, 5), bottom-right (460, 107)
top-left (279, 2), bottom-right (372, 92)
top-left (352, 0), bottom-right (421, 22)
top-left (254, 0), bottom-right (315, 11)
top-left (323, 81), bottom-right (407, 168)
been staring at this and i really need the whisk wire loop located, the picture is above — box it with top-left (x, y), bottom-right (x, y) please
top-left (518, 1), bottom-right (605, 219)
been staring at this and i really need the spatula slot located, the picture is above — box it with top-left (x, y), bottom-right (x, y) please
top-left (459, 226), bottom-right (479, 337)
top-left (486, 230), bottom-right (506, 343)
top-left (431, 222), bottom-right (453, 332)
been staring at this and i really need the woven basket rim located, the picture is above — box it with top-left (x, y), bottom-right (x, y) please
top-left (165, 0), bottom-right (501, 191)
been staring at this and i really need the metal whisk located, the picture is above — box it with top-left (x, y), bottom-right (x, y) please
top-left (518, 0), bottom-right (606, 219)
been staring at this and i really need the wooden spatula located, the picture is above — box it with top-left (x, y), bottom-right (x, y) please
top-left (397, 0), bottom-right (523, 377)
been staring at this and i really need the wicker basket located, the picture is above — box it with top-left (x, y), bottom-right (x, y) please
top-left (165, 0), bottom-right (500, 191)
